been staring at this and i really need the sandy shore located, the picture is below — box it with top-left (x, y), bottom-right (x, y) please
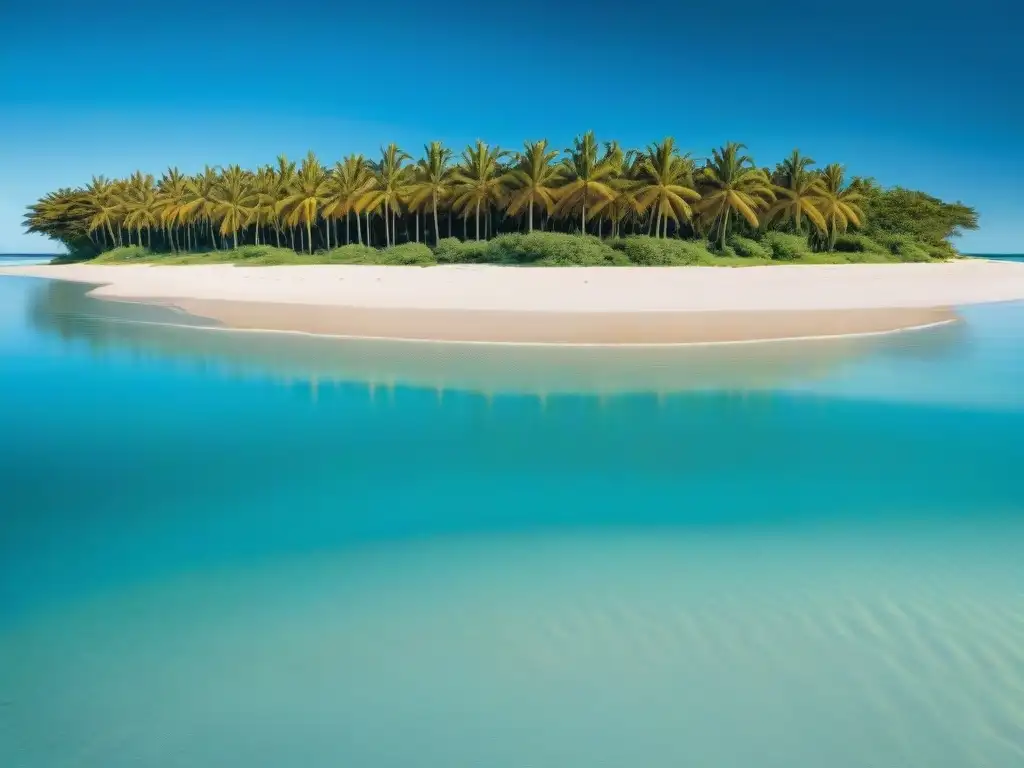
top-left (4, 261), bottom-right (1024, 344)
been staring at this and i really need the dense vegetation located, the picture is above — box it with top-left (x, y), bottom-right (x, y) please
top-left (24, 135), bottom-right (978, 265)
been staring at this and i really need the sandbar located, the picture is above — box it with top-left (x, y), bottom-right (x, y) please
top-left (4, 261), bottom-right (1024, 344)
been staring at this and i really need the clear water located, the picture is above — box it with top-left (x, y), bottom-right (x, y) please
top-left (1, 276), bottom-right (1023, 767)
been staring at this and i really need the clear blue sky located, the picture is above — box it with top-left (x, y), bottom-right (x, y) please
top-left (1, 0), bottom-right (1020, 253)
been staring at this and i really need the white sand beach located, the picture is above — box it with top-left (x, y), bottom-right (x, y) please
top-left (3, 261), bottom-right (1024, 344)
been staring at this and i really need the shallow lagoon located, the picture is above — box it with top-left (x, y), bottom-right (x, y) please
top-left (1, 275), bottom-right (1023, 767)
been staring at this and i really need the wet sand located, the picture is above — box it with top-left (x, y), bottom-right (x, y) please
top-left (171, 299), bottom-right (956, 345)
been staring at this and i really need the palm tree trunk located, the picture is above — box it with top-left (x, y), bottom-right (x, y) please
top-left (528, 204), bottom-right (533, 233)
top-left (325, 217), bottom-right (331, 250)
top-left (306, 219), bottom-right (313, 254)
top-left (433, 194), bottom-right (441, 246)
top-left (475, 200), bottom-right (481, 241)
top-left (354, 211), bottom-right (362, 245)
top-left (346, 212), bottom-right (351, 245)
top-left (233, 229), bottom-right (238, 249)
top-left (366, 212), bottom-right (372, 247)
top-left (719, 208), bottom-right (731, 250)
top-left (383, 202), bottom-right (390, 247)
top-left (274, 225), bottom-right (281, 248)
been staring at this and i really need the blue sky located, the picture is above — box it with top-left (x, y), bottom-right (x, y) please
top-left (1, 0), bottom-right (1020, 253)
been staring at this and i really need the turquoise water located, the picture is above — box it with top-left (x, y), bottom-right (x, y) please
top-left (1, 275), bottom-right (1023, 767)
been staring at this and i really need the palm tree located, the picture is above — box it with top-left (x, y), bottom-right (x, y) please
top-left (451, 140), bottom-right (507, 240)
top-left (25, 188), bottom-right (92, 249)
top-left (122, 172), bottom-right (160, 248)
top-left (765, 149), bottom-right (827, 235)
top-left (407, 142), bottom-right (454, 245)
top-left (212, 165), bottom-right (257, 249)
top-left (273, 155), bottom-right (298, 248)
top-left (327, 154), bottom-right (376, 246)
top-left (181, 166), bottom-right (222, 249)
top-left (633, 138), bottom-right (701, 238)
top-left (358, 144), bottom-right (410, 248)
top-left (696, 143), bottom-right (775, 249)
top-left (278, 151), bottom-right (329, 253)
top-left (83, 176), bottom-right (122, 249)
top-left (504, 139), bottom-right (563, 233)
top-left (815, 163), bottom-right (866, 250)
top-left (252, 166), bottom-right (285, 247)
top-left (554, 131), bottom-right (618, 234)
top-left (157, 168), bottom-right (189, 251)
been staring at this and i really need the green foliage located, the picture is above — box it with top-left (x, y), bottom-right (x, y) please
top-left (92, 245), bottom-right (155, 263)
top-left (874, 233), bottom-right (934, 262)
top-left (24, 139), bottom-right (973, 266)
top-left (324, 243), bottom-right (435, 265)
top-left (762, 232), bottom-right (812, 261)
top-left (862, 186), bottom-right (978, 246)
top-left (609, 237), bottom-right (719, 265)
top-left (832, 234), bottom-right (888, 253)
top-left (322, 244), bottom-right (381, 263)
top-left (381, 243), bottom-right (435, 265)
top-left (434, 238), bottom-right (491, 264)
top-left (727, 235), bottom-right (771, 260)
top-left (488, 233), bottom-right (629, 265)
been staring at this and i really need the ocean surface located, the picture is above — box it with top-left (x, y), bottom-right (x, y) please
top-left (1, 271), bottom-right (1023, 767)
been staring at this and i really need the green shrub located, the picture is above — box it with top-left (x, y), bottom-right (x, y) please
top-left (608, 236), bottom-right (716, 265)
top-left (433, 238), bottom-right (490, 264)
top-left (832, 234), bottom-right (886, 253)
top-left (323, 244), bottom-right (381, 263)
top-left (92, 245), bottom-right (153, 263)
top-left (228, 245), bottom-right (311, 264)
top-left (609, 236), bottom-right (666, 265)
top-left (382, 242), bottom-right (435, 265)
top-left (763, 232), bottom-right (812, 261)
top-left (926, 241), bottom-right (958, 260)
top-left (726, 236), bottom-right (771, 260)
top-left (876, 234), bottom-right (933, 262)
top-left (488, 232), bottom-right (627, 265)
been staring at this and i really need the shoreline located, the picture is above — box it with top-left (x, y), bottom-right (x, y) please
top-left (3, 261), bottom-right (1024, 345)
top-left (162, 298), bottom-right (959, 346)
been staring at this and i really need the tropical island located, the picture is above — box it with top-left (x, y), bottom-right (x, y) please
top-left (24, 135), bottom-right (978, 266)
top-left (11, 134), bottom-right (1022, 345)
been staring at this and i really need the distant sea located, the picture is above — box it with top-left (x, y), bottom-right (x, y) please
top-left (968, 253), bottom-right (1024, 262)
top-left (0, 254), bottom-right (59, 266)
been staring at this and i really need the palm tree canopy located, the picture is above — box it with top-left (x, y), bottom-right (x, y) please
top-left (696, 142), bottom-right (776, 246)
top-left (504, 139), bottom-right (563, 218)
top-left (816, 163), bottom-right (866, 233)
top-left (358, 143), bottom-right (411, 215)
top-left (554, 131), bottom-right (618, 222)
top-left (633, 137), bottom-right (701, 226)
top-left (765, 149), bottom-right (827, 233)
top-left (450, 140), bottom-right (508, 214)
top-left (406, 142), bottom-right (454, 211)
top-left (277, 151), bottom-right (329, 229)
